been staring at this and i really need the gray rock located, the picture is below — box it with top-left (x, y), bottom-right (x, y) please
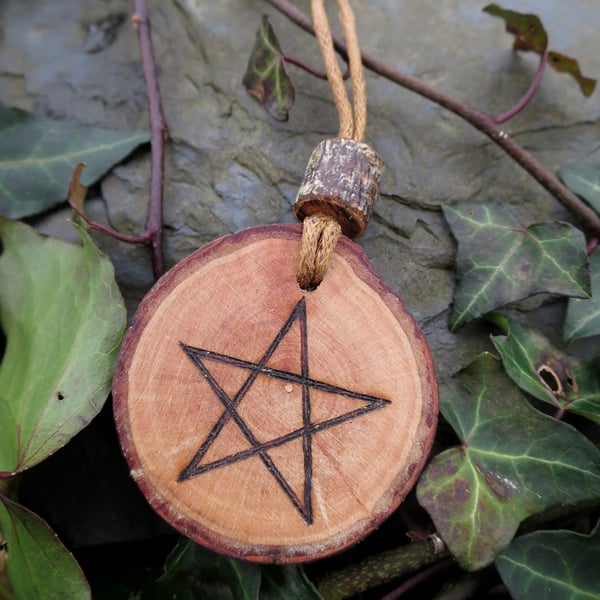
top-left (1, 0), bottom-right (598, 379)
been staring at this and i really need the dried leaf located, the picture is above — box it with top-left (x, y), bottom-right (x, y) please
top-left (548, 51), bottom-right (597, 97)
top-left (483, 4), bottom-right (547, 53)
top-left (243, 15), bottom-right (295, 122)
top-left (67, 162), bottom-right (88, 221)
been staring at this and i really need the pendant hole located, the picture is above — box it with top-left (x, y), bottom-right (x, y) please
top-left (298, 281), bottom-right (320, 292)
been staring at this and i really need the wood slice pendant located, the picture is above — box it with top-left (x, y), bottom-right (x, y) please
top-left (113, 223), bottom-right (437, 563)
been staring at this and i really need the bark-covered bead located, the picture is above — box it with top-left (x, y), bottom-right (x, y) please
top-left (294, 138), bottom-right (384, 238)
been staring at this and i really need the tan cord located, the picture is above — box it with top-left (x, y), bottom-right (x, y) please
top-left (310, 0), bottom-right (367, 141)
top-left (298, 0), bottom-right (367, 289)
top-left (335, 0), bottom-right (366, 142)
top-left (311, 0), bottom-right (354, 138)
top-left (297, 215), bottom-right (343, 290)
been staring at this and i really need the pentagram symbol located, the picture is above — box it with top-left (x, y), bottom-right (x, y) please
top-left (178, 297), bottom-right (390, 525)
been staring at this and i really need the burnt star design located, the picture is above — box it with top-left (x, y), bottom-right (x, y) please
top-left (178, 297), bottom-right (390, 525)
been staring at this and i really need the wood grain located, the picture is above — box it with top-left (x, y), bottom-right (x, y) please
top-left (113, 224), bottom-right (437, 563)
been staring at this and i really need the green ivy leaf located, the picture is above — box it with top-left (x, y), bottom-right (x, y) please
top-left (0, 219), bottom-right (126, 474)
top-left (564, 248), bottom-right (600, 343)
top-left (557, 163), bottom-right (600, 217)
top-left (483, 4), bottom-right (547, 53)
top-left (157, 538), bottom-right (321, 599)
top-left (556, 164), bottom-right (600, 342)
top-left (490, 315), bottom-right (600, 424)
top-left (443, 200), bottom-right (590, 331)
top-left (242, 15), bottom-right (295, 122)
top-left (417, 353), bottom-right (600, 570)
top-left (260, 563), bottom-right (322, 600)
top-left (496, 522), bottom-right (600, 600)
top-left (548, 52), bottom-right (597, 97)
top-left (0, 103), bottom-right (149, 219)
top-left (0, 495), bottom-right (90, 599)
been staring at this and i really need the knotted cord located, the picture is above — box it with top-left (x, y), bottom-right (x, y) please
top-left (297, 0), bottom-right (368, 289)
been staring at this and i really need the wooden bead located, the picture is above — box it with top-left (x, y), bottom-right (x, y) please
top-left (294, 138), bottom-right (384, 239)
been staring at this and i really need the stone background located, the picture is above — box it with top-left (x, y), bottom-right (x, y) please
top-left (1, 0), bottom-right (599, 380)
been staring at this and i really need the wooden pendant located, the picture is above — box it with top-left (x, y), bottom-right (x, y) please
top-left (113, 224), bottom-right (437, 563)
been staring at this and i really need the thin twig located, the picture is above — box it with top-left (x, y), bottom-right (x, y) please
top-left (65, 4), bottom-right (167, 275)
top-left (0, 477), bottom-right (18, 497)
top-left (284, 54), bottom-right (350, 80)
top-left (265, 0), bottom-right (600, 238)
top-left (554, 406), bottom-right (566, 420)
top-left (380, 557), bottom-right (455, 600)
top-left (83, 221), bottom-right (154, 244)
top-left (68, 163), bottom-right (155, 245)
top-left (491, 48), bottom-right (549, 124)
top-left (133, 0), bottom-right (168, 278)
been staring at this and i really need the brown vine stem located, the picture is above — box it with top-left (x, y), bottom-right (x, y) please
top-left (380, 557), bottom-right (455, 600)
top-left (67, 162), bottom-right (154, 244)
top-left (67, 4), bottom-right (167, 277)
top-left (490, 47), bottom-right (549, 124)
top-left (265, 0), bottom-right (600, 238)
top-left (317, 538), bottom-right (450, 600)
top-left (284, 54), bottom-right (350, 80)
top-left (0, 475), bottom-right (19, 497)
top-left (133, 0), bottom-right (167, 279)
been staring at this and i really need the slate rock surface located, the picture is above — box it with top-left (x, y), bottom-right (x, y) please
top-left (1, 0), bottom-right (599, 380)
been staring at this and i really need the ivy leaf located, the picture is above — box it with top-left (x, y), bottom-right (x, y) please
top-left (157, 538), bottom-right (321, 599)
top-left (557, 163), bottom-right (600, 216)
top-left (443, 200), bottom-right (590, 331)
top-left (490, 315), bottom-right (600, 424)
top-left (563, 248), bottom-right (600, 343)
top-left (0, 495), bottom-right (90, 599)
top-left (496, 522), bottom-right (600, 600)
top-left (161, 538), bottom-right (260, 600)
top-left (243, 15), bottom-right (295, 122)
top-left (417, 353), bottom-right (600, 570)
top-left (260, 564), bottom-right (321, 600)
top-left (556, 164), bottom-right (600, 342)
top-left (483, 4), bottom-right (547, 53)
top-left (0, 103), bottom-right (149, 219)
top-left (548, 52), bottom-right (597, 97)
top-left (0, 219), bottom-right (126, 475)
